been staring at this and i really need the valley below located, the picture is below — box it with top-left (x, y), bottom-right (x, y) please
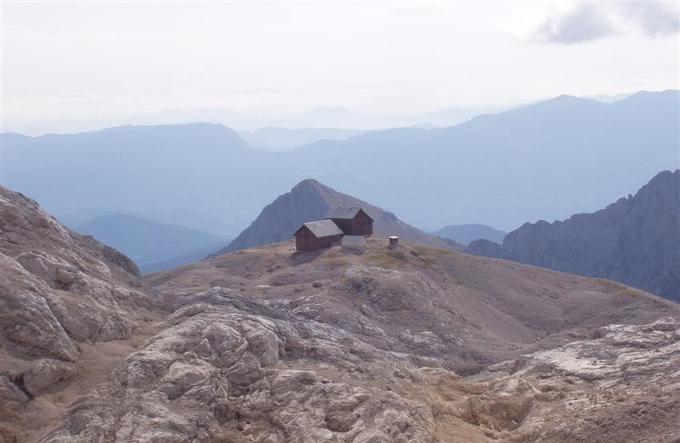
top-left (2, 186), bottom-right (680, 442)
top-left (4, 2), bottom-right (679, 441)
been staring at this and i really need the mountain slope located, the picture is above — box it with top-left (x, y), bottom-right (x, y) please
top-left (286, 90), bottom-right (679, 230)
top-left (435, 224), bottom-right (506, 245)
top-left (467, 170), bottom-right (680, 301)
top-left (3, 122), bottom-right (265, 236)
top-left (3, 187), bottom-right (680, 442)
top-left (0, 186), bottom-right (156, 440)
top-left (76, 214), bottom-right (228, 273)
top-left (4, 90), bottom-right (678, 236)
top-left (143, 239), bottom-right (680, 442)
top-left (218, 179), bottom-right (454, 253)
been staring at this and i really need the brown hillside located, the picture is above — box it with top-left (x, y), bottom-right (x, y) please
top-left (3, 187), bottom-right (680, 442)
top-left (219, 178), bottom-right (456, 254)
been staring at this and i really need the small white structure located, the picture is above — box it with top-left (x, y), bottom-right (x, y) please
top-left (341, 235), bottom-right (367, 251)
top-left (388, 236), bottom-right (399, 249)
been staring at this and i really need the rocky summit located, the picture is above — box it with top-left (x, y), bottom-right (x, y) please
top-left (219, 179), bottom-right (456, 254)
top-left (467, 170), bottom-right (680, 302)
top-left (2, 186), bottom-right (680, 442)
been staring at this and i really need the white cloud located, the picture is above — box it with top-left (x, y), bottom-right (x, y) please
top-left (618, 3), bottom-right (680, 37)
top-left (532, 2), bottom-right (679, 44)
top-left (533, 4), bottom-right (614, 44)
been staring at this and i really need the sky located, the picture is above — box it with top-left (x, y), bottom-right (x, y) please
top-left (2, 0), bottom-right (679, 134)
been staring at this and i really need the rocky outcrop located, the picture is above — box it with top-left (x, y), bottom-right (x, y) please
top-left (467, 170), bottom-right (680, 301)
top-left (23, 359), bottom-right (78, 396)
top-left (0, 186), bottom-right (153, 440)
top-left (0, 254), bottom-right (79, 362)
top-left (41, 295), bottom-right (436, 442)
top-left (218, 179), bottom-right (455, 254)
top-left (41, 249), bottom-right (680, 443)
top-left (0, 188), bottom-right (150, 353)
top-left (479, 318), bottom-right (680, 441)
top-left (4, 184), bottom-right (680, 442)
top-left (162, 239), bottom-right (680, 374)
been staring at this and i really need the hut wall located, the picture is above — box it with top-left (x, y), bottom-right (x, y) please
top-left (295, 228), bottom-right (342, 251)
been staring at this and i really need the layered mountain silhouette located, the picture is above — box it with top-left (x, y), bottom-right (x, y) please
top-left (467, 170), bottom-right (680, 301)
top-left (76, 214), bottom-right (228, 273)
top-left (4, 90), bottom-right (678, 236)
top-left (3, 122), bottom-right (267, 236)
top-left (218, 179), bottom-right (453, 253)
top-left (434, 224), bottom-right (506, 245)
top-left (237, 127), bottom-right (363, 151)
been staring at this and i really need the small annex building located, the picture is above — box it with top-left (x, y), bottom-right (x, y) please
top-left (293, 219), bottom-right (344, 251)
top-left (327, 207), bottom-right (374, 236)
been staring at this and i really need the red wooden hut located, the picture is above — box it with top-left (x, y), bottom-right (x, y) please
top-left (327, 207), bottom-right (374, 236)
top-left (293, 220), bottom-right (344, 251)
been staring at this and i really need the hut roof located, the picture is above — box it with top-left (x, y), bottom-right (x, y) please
top-left (326, 207), bottom-right (373, 221)
top-left (295, 220), bottom-right (343, 238)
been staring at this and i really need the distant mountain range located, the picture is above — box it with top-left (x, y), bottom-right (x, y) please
top-left (434, 224), bottom-right (506, 245)
top-left (219, 179), bottom-right (454, 254)
top-left (4, 123), bottom-right (264, 236)
top-left (7, 102), bottom-right (493, 136)
top-left (237, 127), bottom-right (363, 151)
top-left (467, 170), bottom-right (680, 302)
top-left (76, 214), bottom-right (229, 273)
top-left (4, 90), bottom-right (678, 237)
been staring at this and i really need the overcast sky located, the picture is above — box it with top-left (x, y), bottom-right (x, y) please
top-left (2, 1), bottom-right (679, 133)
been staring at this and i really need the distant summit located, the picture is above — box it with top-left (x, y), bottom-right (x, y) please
top-left (467, 170), bottom-right (680, 301)
top-left (76, 214), bottom-right (228, 273)
top-left (435, 224), bottom-right (506, 246)
top-left (215, 179), bottom-right (454, 254)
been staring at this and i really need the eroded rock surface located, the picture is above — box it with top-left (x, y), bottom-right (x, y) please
top-left (0, 187), bottom-right (153, 441)
top-left (469, 170), bottom-right (680, 302)
top-left (3, 186), bottom-right (680, 442)
top-left (473, 318), bottom-right (680, 442)
top-left (41, 296), bottom-right (435, 442)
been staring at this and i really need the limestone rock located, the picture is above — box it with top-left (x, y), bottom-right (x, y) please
top-left (0, 376), bottom-right (29, 404)
top-left (23, 359), bottom-right (77, 395)
top-left (469, 170), bottom-right (680, 301)
top-left (0, 254), bottom-right (79, 362)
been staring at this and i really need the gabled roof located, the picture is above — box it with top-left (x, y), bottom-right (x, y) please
top-left (326, 207), bottom-right (374, 221)
top-left (294, 219), bottom-right (344, 238)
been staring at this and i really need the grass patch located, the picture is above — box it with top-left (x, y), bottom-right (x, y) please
top-left (619, 287), bottom-right (641, 297)
top-left (366, 250), bottom-right (409, 267)
top-left (319, 257), bottom-right (351, 269)
top-left (410, 247), bottom-right (434, 266)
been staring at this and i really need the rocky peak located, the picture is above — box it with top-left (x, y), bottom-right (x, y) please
top-left (0, 186), bottom-right (153, 420)
top-left (217, 179), bottom-right (453, 254)
top-left (467, 169), bottom-right (680, 301)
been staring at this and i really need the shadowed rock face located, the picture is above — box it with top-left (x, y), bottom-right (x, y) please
top-left (217, 178), bottom-right (455, 254)
top-left (3, 185), bottom-right (680, 442)
top-left (0, 186), bottom-right (154, 439)
top-left (468, 170), bottom-right (680, 302)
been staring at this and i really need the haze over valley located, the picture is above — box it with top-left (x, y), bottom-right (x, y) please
top-left (2, 2), bottom-right (679, 442)
top-left (5, 89), bottom-right (678, 239)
